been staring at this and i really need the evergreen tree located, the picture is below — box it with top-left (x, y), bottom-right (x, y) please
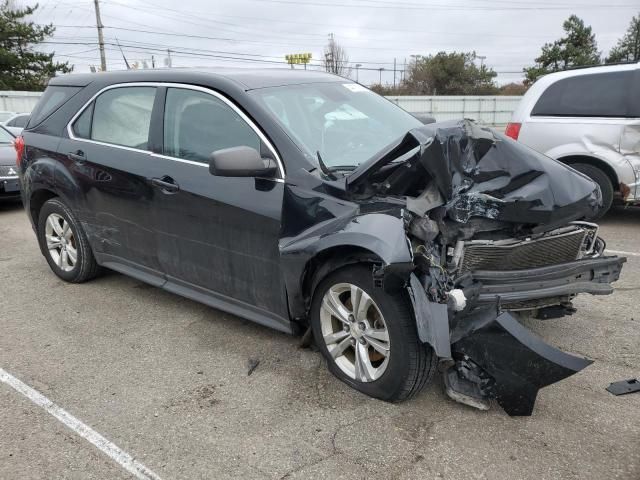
top-left (0, 1), bottom-right (71, 91)
top-left (606, 14), bottom-right (640, 63)
top-left (524, 15), bottom-right (600, 85)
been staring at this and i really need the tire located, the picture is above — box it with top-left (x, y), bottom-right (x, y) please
top-left (37, 198), bottom-right (101, 283)
top-left (310, 265), bottom-right (437, 402)
top-left (571, 163), bottom-right (613, 221)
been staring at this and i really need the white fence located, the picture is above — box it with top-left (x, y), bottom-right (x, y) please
top-left (0, 91), bottom-right (522, 128)
top-left (386, 95), bottom-right (522, 128)
top-left (0, 91), bottom-right (42, 113)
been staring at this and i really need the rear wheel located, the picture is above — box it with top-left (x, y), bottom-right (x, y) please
top-left (310, 265), bottom-right (437, 402)
top-left (571, 163), bottom-right (613, 220)
top-left (37, 198), bottom-right (101, 283)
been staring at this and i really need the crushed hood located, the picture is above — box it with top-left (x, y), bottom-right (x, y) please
top-left (347, 119), bottom-right (601, 227)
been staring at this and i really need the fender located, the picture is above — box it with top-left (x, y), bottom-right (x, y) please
top-left (280, 212), bottom-right (414, 319)
top-left (546, 144), bottom-right (634, 188)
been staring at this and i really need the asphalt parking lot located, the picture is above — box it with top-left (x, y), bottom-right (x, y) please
top-left (1, 200), bottom-right (639, 480)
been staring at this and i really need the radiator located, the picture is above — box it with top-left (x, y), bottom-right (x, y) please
top-left (460, 228), bottom-right (587, 273)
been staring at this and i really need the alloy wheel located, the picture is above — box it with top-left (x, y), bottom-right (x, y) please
top-left (44, 213), bottom-right (77, 272)
top-left (319, 283), bottom-right (390, 382)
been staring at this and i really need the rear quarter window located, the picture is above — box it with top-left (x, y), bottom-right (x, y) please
top-left (28, 86), bottom-right (82, 127)
top-left (531, 71), bottom-right (633, 118)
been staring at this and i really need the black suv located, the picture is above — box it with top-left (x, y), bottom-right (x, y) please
top-left (18, 69), bottom-right (625, 416)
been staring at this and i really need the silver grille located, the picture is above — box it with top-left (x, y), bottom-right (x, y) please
top-left (0, 165), bottom-right (18, 177)
top-left (460, 228), bottom-right (587, 272)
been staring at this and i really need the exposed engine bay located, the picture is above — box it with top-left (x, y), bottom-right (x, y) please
top-left (342, 119), bottom-right (626, 415)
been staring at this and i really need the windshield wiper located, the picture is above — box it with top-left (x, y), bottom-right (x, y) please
top-left (316, 151), bottom-right (337, 180)
top-left (327, 165), bottom-right (358, 172)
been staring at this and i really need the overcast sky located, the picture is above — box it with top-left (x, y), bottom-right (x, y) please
top-left (27, 0), bottom-right (638, 86)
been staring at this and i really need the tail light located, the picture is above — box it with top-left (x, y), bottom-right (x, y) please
top-left (505, 122), bottom-right (521, 141)
top-left (14, 135), bottom-right (24, 166)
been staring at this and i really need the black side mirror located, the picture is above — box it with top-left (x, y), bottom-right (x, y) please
top-left (209, 146), bottom-right (277, 178)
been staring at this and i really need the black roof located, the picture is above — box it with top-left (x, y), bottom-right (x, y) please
top-left (49, 67), bottom-right (345, 90)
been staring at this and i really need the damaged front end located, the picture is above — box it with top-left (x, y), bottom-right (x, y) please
top-left (347, 120), bottom-right (626, 416)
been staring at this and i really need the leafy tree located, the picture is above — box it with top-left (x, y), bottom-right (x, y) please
top-left (401, 52), bottom-right (497, 95)
top-left (0, 1), bottom-right (71, 90)
top-left (524, 15), bottom-right (600, 85)
top-left (606, 14), bottom-right (640, 63)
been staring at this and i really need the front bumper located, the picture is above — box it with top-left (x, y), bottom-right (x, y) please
top-left (470, 256), bottom-right (626, 309)
top-left (410, 254), bottom-right (626, 416)
top-left (452, 310), bottom-right (593, 415)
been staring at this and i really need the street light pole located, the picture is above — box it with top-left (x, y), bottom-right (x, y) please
top-left (378, 67), bottom-right (384, 85)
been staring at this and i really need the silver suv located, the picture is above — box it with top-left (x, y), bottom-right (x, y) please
top-left (506, 63), bottom-right (640, 218)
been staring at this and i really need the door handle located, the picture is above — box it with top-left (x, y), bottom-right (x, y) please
top-left (68, 150), bottom-right (86, 162)
top-left (151, 176), bottom-right (180, 194)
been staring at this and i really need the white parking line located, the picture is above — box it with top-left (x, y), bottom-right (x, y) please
top-left (0, 368), bottom-right (162, 480)
top-left (606, 249), bottom-right (640, 257)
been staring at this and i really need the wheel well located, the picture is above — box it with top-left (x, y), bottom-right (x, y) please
top-left (302, 246), bottom-right (382, 308)
top-left (29, 189), bottom-right (58, 228)
top-left (559, 155), bottom-right (619, 192)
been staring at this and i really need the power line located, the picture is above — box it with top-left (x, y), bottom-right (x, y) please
top-left (43, 26), bottom-right (532, 69)
top-left (43, 40), bottom-right (527, 74)
top-left (247, 0), bottom-right (638, 10)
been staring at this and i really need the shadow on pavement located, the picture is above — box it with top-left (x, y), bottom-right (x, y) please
top-left (0, 199), bottom-right (23, 213)
top-left (601, 205), bottom-right (640, 225)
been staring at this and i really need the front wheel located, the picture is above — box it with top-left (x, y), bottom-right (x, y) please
top-left (310, 265), bottom-right (437, 402)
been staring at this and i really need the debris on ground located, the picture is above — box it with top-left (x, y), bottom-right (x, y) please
top-left (606, 378), bottom-right (640, 395)
top-left (247, 358), bottom-right (260, 376)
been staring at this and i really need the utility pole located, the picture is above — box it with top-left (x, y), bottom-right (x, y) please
top-left (355, 64), bottom-right (362, 83)
top-left (93, 0), bottom-right (107, 71)
top-left (167, 49), bottom-right (172, 67)
top-left (378, 67), bottom-right (384, 85)
top-left (477, 55), bottom-right (486, 71)
top-left (393, 58), bottom-right (396, 89)
top-left (325, 33), bottom-right (335, 73)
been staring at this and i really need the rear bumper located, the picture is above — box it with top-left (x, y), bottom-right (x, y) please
top-left (470, 256), bottom-right (625, 308)
top-left (0, 176), bottom-right (21, 200)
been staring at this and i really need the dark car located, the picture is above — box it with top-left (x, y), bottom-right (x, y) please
top-left (18, 69), bottom-right (625, 416)
top-left (0, 125), bottom-right (20, 200)
top-left (4, 113), bottom-right (30, 136)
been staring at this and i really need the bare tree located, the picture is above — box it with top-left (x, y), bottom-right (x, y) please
top-left (323, 34), bottom-right (352, 77)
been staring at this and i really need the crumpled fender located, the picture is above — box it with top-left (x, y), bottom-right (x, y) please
top-left (452, 310), bottom-right (593, 416)
top-left (280, 211), bottom-right (414, 319)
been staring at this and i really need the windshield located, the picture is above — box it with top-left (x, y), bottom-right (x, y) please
top-left (0, 112), bottom-right (15, 122)
top-left (251, 82), bottom-right (422, 169)
top-left (0, 126), bottom-right (14, 144)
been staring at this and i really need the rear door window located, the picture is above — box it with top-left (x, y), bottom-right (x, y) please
top-left (162, 87), bottom-right (260, 163)
top-left (532, 71), bottom-right (633, 118)
top-left (75, 86), bottom-right (156, 150)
